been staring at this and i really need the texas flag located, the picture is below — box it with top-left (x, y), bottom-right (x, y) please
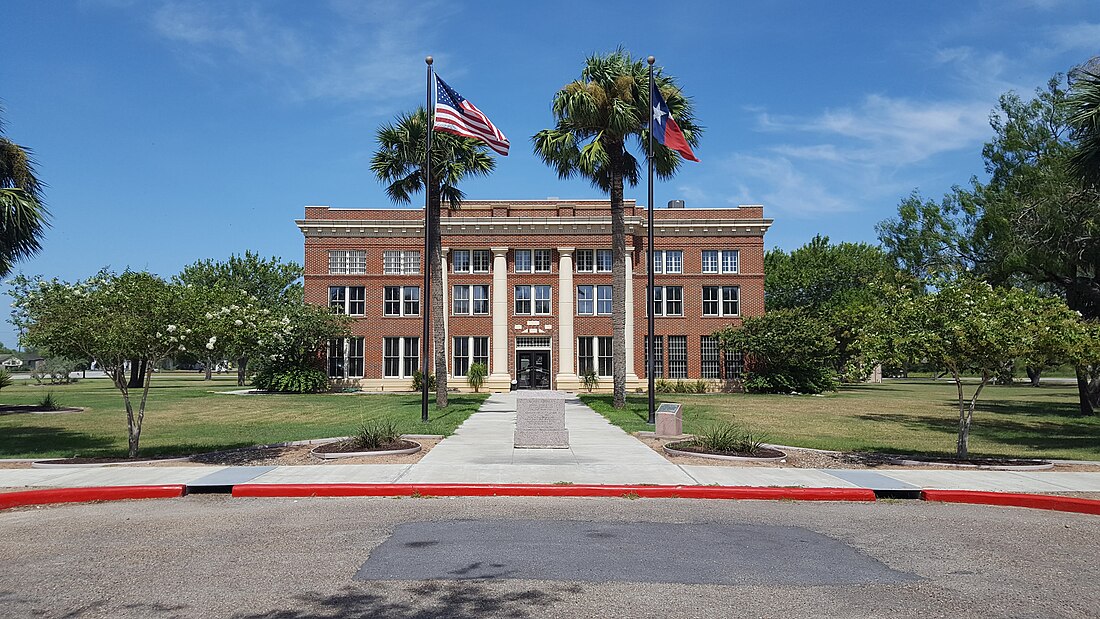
top-left (651, 87), bottom-right (699, 162)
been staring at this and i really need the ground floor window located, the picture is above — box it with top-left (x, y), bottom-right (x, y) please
top-left (327, 337), bottom-right (364, 378)
top-left (724, 349), bottom-right (744, 379)
top-left (578, 336), bottom-right (613, 377)
top-left (452, 336), bottom-right (489, 376)
top-left (644, 335), bottom-right (664, 378)
top-left (668, 335), bottom-right (687, 378)
top-left (383, 336), bottom-right (419, 378)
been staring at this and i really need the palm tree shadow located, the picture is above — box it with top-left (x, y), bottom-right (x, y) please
top-left (231, 582), bottom-right (574, 619)
top-left (0, 425), bottom-right (115, 458)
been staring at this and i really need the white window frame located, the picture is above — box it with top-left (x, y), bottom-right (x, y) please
top-left (514, 249), bottom-right (533, 273)
top-left (383, 250), bottom-right (420, 275)
top-left (452, 336), bottom-right (490, 377)
top-left (328, 337), bottom-right (364, 378)
top-left (515, 285), bottom-right (551, 315)
top-left (452, 284), bottom-right (490, 315)
top-left (383, 336), bottom-right (419, 379)
top-left (451, 250), bottom-right (471, 273)
top-left (329, 286), bottom-right (365, 316)
top-left (533, 249), bottom-right (552, 273)
top-left (649, 285), bottom-right (683, 316)
top-left (702, 249), bottom-right (739, 274)
top-left (703, 286), bottom-right (740, 317)
top-left (578, 336), bottom-right (614, 377)
top-left (383, 286), bottom-right (420, 317)
top-left (327, 250), bottom-right (366, 275)
top-left (595, 249), bottom-right (613, 273)
top-left (575, 249), bottom-right (595, 273)
top-left (651, 250), bottom-right (683, 274)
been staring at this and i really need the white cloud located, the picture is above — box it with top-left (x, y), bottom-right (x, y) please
top-left (723, 155), bottom-right (854, 217)
top-left (149, 1), bottom-right (444, 104)
top-left (1046, 21), bottom-right (1100, 54)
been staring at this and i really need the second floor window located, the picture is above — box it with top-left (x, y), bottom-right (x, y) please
top-left (702, 286), bottom-right (740, 316)
top-left (514, 249), bottom-right (552, 273)
top-left (515, 285), bottom-right (551, 315)
top-left (329, 286), bottom-right (365, 315)
top-left (576, 249), bottom-right (613, 273)
top-left (577, 285), bottom-right (612, 315)
top-left (383, 250), bottom-right (420, 275)
top-left (453, 249), bottom-right (491, 273)
top-left (328, 250), bottom-right (365, 275)
top-left (650, 286), bottom-right (683, 316)
top-left (384, 286), bottom-right (420, 316)
top-left (452, 284), bottom-right (490, 315)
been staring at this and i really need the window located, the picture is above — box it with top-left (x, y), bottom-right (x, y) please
top-left (329, 286), bottom-right (365, 316)
top-left (384, 286), bottom-right (419, 316)
top-left (724, 349), bottom-right (744, 380)
top-left (328, 250), bottom-right (365, 275)
top-left (578, 336), bottom-right (613, 377)
top-left (703, 286), bottom-right (740, 317)
top-left (452, 285), bottom-right (490, 315)
top-left (514, 250), bottom-right (532, 273)
top-left (576, 249), bottom-right (611, 273)
top-left (650, 286), bottom-right (683, 316)
top-left (514, 249), bottom-right (551, 273)
top-left (515, 285), bottom-right (551, 315)
top-left (701, 335), bottom-right (720, 379)
top-left (383, 250), bottom-right (420, 275)
top-left (472, 250), bottom-right (491, 273)
top-left (596, 249), bottom-right (612, 272)
top-left (452, 250), bottom-right (470, 273)
top-left (383, 336), bottom-right (419, 378)
top-left (668, 335), bottom-right (687, 379)
top-left (514, 285), bottom-right (531, 314)
top-left (645, 335), bottom-right (664, 378)
top-left (702, 250), bottom-right (739, 274)
top-left (452, 336), bottom-right (489, 377)
top-left (651, 250), bottom-right (683, 274)
top-left (577, 285), bottom-right (613, 316)
top-left (327, 337), bottom-right (364, 378)
top-left (534, 249), bottom-right (552, 272)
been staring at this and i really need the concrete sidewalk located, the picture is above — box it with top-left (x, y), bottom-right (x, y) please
top-left (2, 391), bottom-right (1099, 494)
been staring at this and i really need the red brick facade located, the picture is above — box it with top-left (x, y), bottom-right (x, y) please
top-left (299, 199), bottom-right (770, 392)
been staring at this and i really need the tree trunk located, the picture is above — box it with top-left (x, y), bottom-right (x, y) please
top-left (1075, 365), bottom-right (1097, 415)
top-left (204, 357), bottom-right (213, 381)
top-left (955, 372), bottom-right (989, 460)
top-left (608, 146), bottom-right (627, 409)
top-left (1025, 366), bottom-right (1041, 387)
top-left (430, 192), bottom-right (448, 408)
top-left (237, 356), bottom-right (248, 387)
top-left (127, 358), bottom-right (146, 389)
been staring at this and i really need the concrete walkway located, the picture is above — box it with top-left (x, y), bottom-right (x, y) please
top-left (2, 391), bottom-right (1100, 494)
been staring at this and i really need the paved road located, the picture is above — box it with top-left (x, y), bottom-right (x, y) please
top-left (2, 496), bottom-right (1098, 618)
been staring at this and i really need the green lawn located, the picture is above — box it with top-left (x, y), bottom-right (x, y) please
top-left (581, 380), bottom-right (1100, 461)
top-left (0, 373), bottom-right (486, 459)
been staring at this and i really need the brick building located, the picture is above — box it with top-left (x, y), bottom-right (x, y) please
top-left (298, 199), bottom-right (771, 392)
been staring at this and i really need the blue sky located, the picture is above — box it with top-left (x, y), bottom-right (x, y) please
top-left (1, 0), bottom-right (1098, 347)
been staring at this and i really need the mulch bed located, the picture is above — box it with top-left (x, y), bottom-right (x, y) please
top-left (312, 439), bottom-right (419, 454)
top-left (0, 405), bottom-right (83, 415)
top-left (665, 441), bottom-right (785, 459)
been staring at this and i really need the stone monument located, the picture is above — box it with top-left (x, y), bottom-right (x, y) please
top-left (514, 391), bottom-right (569, 448)
top-left (654, 402), bottom-right (683, 437)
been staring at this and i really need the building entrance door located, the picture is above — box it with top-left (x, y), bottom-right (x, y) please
top-left (516, 351), bottom-right (551, 389)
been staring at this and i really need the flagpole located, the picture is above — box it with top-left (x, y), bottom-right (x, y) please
top-left (422, 55), bottom-right (433, 423)
top-left (647, 56), bottom-right (656, 425)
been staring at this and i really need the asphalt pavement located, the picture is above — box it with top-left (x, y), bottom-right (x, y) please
top-left (2, 495), bottom-right (1098, 618)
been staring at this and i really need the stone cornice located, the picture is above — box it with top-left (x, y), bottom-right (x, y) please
top-left (297, 216), bottom-right (773, 238)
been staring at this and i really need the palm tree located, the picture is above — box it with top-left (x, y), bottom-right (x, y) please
top-left (0, 107), bottom-right (49, 277)
top-left (371, 108), bottom-right (495, 408)
top-left (532, 50), bottom-right (700, 408)
top-left (1068, 58), bottom-right (1100, 186)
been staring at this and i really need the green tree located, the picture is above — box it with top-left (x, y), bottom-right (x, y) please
top-left (765, 235), bottom-right (894, 380)
top-left (0, 107), bottom-right (49, 277)
top-left (533, 49), bottom-right (701, 408)
top-left (714, 309), bottom-right (838, 394)
top-left (370, 108), bottom-right (495, 408)
top-left (893, 279), bottom-right (1082, 458)
top-left (251, 302), bottom-right (349, 393)
top-left (876, 188), bottom-right (985, 285)
top-left (1068, 57), bottom-right (1100, 186)
top-left (12, 271), bottom-right (194, 457)
top-left (176, 252), bottom-right (302, 385)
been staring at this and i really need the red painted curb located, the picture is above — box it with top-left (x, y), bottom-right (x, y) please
top-left (231, 483), bottom-right (876, 502)
top-left (922, 490), bottom-right (1100, 516)
top-left (0, 485), bottom-right (186, 511)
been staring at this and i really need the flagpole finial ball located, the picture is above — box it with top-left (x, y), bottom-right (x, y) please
top-left (426, 56), bottom-right (433, 65)
top-left (647, 56), bottom-right (655, 65)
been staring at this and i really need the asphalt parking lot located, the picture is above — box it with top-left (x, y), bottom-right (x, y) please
top-left (2, 496), bottom-right (1098, 618)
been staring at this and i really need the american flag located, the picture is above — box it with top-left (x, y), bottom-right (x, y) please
top-left (433, 75), bottom-right (509, 156)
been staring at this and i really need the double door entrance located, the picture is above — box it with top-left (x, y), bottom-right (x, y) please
top-left (515, 351), bottom-right (551, 390)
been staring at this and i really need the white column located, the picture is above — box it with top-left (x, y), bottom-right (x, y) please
top-left (441, 247), bottom-right (450, 380)
top-left (624, 246), bottom-right (640, 387)
top-left (556, 247), bottom-right (577, 389)
top-left (489, 246), bottom-right (510, 390)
